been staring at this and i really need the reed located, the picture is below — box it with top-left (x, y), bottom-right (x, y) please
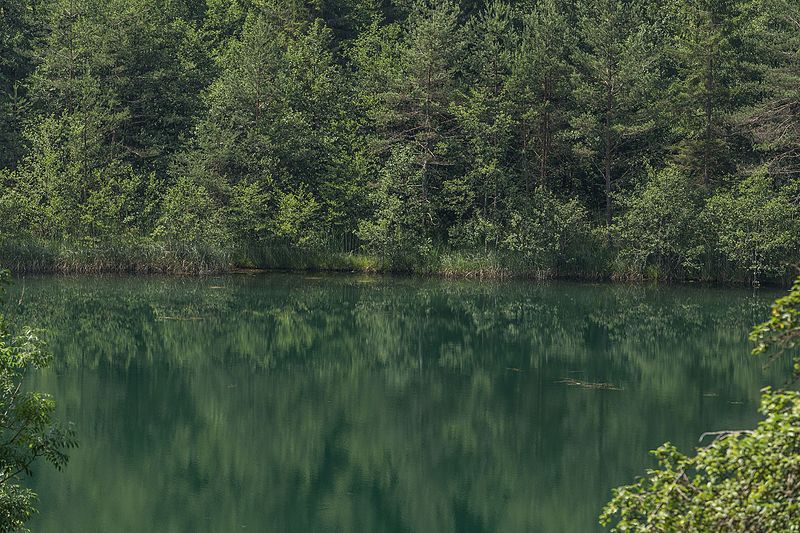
top-left (0, 239), bottom-right (231, 274)
top-left (2, 237), bottom-right (790, 285)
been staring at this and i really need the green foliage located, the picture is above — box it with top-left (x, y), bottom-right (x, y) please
top-left (614, 167), bottom-right (704, 280)
top-left (507, 0), bottom-right (575, 190)
top-left (1, 0), bottom-right (799, 279)
top-left (572, 0), bottom-right (659, 226)
top-left (704, 171), bottom-right (800, 281)
top-left (154, 176), bottom-right (230, 251)
top-left (501, 188), bottom-right (590, 274)
top-left (600, 388), bottom-right (800, 532)
top-left (664, 0), bottom-right (755, 184)
top-left (271, 186), bottom-right (322, 248)
top-left (601, 279), bottom-right (800, 531)
top-left (0, 271), bottom-right (76, 531)
top-left (357, 145), bottom-right (434, 266)
top-left (0, 0), bottom-right (42, 168)
top-left (355, 0), bottom-right (464, 236)
top-left (737, 0), bottom-right (800, 175)
top-left (31, 0), bottom-right (210, 173)
top-left (451, 1), bottom-right (515, 230)
top-left (175, 11), bottom-right (354, 251)
top-left (0, 115), bottom-right (154, 242)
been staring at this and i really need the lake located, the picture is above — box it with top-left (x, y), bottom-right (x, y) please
top-left (4, 274), bottom-right (784, 532)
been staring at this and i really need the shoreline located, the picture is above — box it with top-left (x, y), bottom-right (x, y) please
top-left (2, 240), bottom-right (793, 287)
top-left (5, 261), bottom-right (790, 289)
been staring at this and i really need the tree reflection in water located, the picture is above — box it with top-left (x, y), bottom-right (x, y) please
top-left (6, 274), bottom-right (783, 532)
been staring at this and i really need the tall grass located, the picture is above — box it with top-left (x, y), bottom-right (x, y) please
top-left (234, 242), bottom-right (382, 272)
top-left (0, 238), bottom-right (612, 280)
top-left (0, 239), bottom-right (231, 274)
top-left (2, 237), bottom-right (789, 285)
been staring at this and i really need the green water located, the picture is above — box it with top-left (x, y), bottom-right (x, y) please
top-left (4, 274), bottom-right (785, 532)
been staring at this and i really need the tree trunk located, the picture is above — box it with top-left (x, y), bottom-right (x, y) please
top-left (540, 81), bottom-right (551, 187)
top-left (703, 53), bottom-right (714, 186)
top-left (540, 108), bottom-right (550, 187)
top-left (604, 88), bottom-right (613, 229)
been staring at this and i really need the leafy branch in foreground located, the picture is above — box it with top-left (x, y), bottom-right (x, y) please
top-left (0, 271), bottom-right (76, 532)
top-left (601, 277), bottom-right (800, 532)
top-left (751, 276), bottom-right (800, 377)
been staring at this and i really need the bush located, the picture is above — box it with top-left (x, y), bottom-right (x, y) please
top-left (271, 186), bottom-right (322, 248)
top-left (704, 170), bottom-right (800, 283)
top-left (614, 167), bottom-right (704, 280)
top-left (500, 186), bottom-right (590, 274)
top-left (601, 388), bottom-right (800, 532)
top-left (357, 146), bottom-right (434, 268)
top-left (601, 278), bottom-right (800, 531)
top-left (153, 176), bottom-right (231, 251)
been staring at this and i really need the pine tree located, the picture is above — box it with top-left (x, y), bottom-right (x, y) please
top-left (508, 0), bottom-right (576, 192)
top-left (0, 0), bottom-right (44, 168)
top-left (175, 12), bottom-right (350, 246)
top-left (355, 0), bottom-right (464, 238)
top-left (665, 0), bottom-right (745, 185)
top-left (573, 0), bottom-right (658, 227)
top-left (31, 0), bottom-right (210, 175)
top-left (738, 0), bottom-right (800, 177)
top-left (450, 1), bottom-right (516, 248)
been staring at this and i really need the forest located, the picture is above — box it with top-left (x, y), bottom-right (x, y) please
top-left (1, 0), bottom-right (799, 282)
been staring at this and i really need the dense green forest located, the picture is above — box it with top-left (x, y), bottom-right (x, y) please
top-left (1, 0), bottom-right (799, 281)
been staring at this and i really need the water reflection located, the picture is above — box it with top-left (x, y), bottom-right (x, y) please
top-left (5, 275), bottom-right (782, 532)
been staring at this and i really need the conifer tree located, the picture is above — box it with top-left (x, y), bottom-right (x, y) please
top-left (508, 0), bottom-right (576, 192)
top-left (573, 0), bottom-right (658, 227)
top-left (738, 0), bottom-right (800, 177)
top-left (355, 0), bottom-right (464, 244)
top-left (0, 0), bottom-right (43, 168)
top-left (451, 1), bottom-right (516, 248)
top-left (665, 0), bottom-right (748, 185)
top-left (173, 11), bottom-right (349, 246)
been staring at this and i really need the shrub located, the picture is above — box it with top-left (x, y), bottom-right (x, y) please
top-left (704, 170), bottom-right (800, 282)
top-left (614, 167), bottom-right (704, 280)
top-left (500, 186), bottom-right (590, 274)
top-left (153, 176), bottom-right (230, 251)
top-left (601, 278), bottom-right (800, 532)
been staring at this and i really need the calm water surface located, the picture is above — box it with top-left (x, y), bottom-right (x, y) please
top-left (4, 274), bottom-right (784, 532)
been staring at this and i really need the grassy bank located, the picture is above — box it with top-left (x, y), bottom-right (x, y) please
top-left (1, 239), bottom-right (584, 279)
top-left (0, 240), bottom-right (230, 274)
top-left (1, 239), bottom-right (794, 285)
